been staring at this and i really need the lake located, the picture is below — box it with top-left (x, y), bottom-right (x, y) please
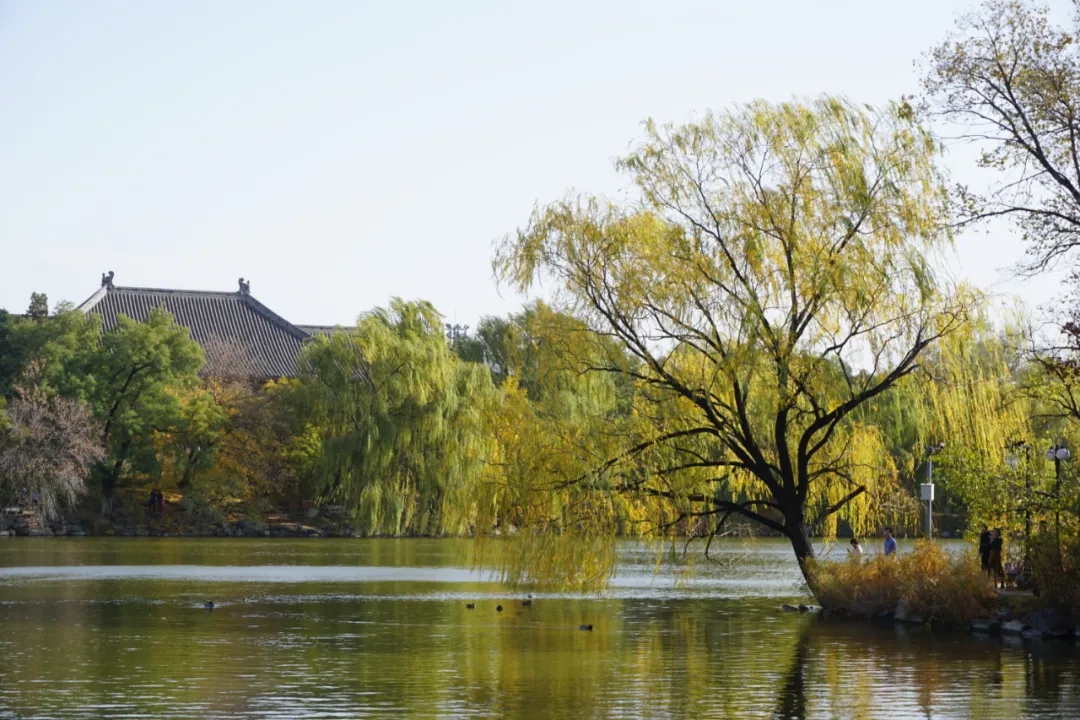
top-left (0, 537), bottom-right (1077, 719)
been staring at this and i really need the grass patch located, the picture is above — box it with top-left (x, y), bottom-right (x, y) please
top-left (807, 542), bottom-right (999, 625)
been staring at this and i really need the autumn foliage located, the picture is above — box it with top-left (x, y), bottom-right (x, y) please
top-left (807, 543), bottom-right (999, 624)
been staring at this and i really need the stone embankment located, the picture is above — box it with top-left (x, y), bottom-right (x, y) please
top-left (0, 509), bottom-right (88, 537)
top-left (787, 598), bottom-right (1078, 642)
top-left (0, 506), bottom-right (360, 539)
top-left (969, 607), bottom-right (1076, 640)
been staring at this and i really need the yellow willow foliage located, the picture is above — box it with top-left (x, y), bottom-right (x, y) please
top-left (924, 328), bottom-right (1029, 465)
top-left (903, 309), bottom-right (1080, 548)
top-left (300, 299), bottom-right (499, 537)
top-left (909, 316), bottom-right (1038, 530)
top-left (467, 304), bottom-right (668, 588)
top-left (477, 374), bottom-right (644, 589)
top-left (494, 96), bottom-right (974, 583)
top-left (818, 424), bottom-right (896, 537)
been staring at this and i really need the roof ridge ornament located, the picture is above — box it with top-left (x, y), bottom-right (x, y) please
top-left (238, 278), bottom-right (250, 295)
top-left (100, 271), bottom-right (114, 289)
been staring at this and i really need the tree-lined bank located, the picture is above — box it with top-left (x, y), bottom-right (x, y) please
top-left (2, 0), bottom-right (1080, 611)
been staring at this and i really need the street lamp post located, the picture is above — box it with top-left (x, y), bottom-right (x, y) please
top-left (1006, 440), bottom-right (1031, 540)
top-left (1047, 444), bottom-right (1070, 494)
top-left (922, 443), bottom-right (945, 538)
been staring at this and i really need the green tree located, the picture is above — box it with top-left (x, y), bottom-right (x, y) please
top-left (496, 97), bottom-right (972, 585)
top-left (300, 299), bottom-right (498, 535)
top-left (457, 304), bottom-right (638, 411)
top-left (26, 293), bottom-right (49, 321)
top-left (0, 301), bottom-right (100, 399)
top-left (67, 307), bottom-right (205, 513)
top-left (450, 315), bottom-right (515, 383)
top-left (0, 310), bottom-right (21, 398)
top-left (164, 387), bottom-right (228, 491)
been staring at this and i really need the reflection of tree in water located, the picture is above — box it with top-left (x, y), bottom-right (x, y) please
top-left (1025, 643), bottom-right (1080, 710)
top-left (782, 619), bottom-right (1080, 720)
top-left (2, 576), bottom-right (1079, 719)
top-left (772, 631), bottom-right (810, 720)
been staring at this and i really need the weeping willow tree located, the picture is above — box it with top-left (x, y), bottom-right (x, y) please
top-left (839, 302), bottom-right (1016, 534)
top-left (910, 309), bottom-right (1080, 544)
top-left (477, 303), bottom-right (648, 587)
top-left (494, 97), bottom-right (974, 586)
top-left (917, 320), bottom-right (1032, 527)
top-left (849, 372), bottom-right (928, 535)
top-left (298, 299), bottom-right (498, 536)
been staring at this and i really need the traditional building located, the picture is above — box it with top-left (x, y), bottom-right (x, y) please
top-left (77, 272), bottom-right (328, 380)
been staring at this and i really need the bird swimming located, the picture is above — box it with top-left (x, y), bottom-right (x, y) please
top-left (522, 599), bottom-right (532, 607)
top-left (466, 603), bottom-right (475, 609)
top-left (203, 601), bottom-right (215, 610)
top-left (579, 624), bottom-right (593, 631)
top-left (496, 605), bottom-right (503, 612)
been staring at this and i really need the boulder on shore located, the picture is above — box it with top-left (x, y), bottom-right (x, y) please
top-left (1024, 607), bottom-right (1075, 639)
top-left (894, 600), bottom-right (925, 625)
top-left (971, 618), bottom-right (1001, 634)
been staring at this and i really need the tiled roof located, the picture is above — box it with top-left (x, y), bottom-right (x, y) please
top-left (296, 324), bottom-right (341, 337)
top-left (77, 282), bottom-right (312, 379)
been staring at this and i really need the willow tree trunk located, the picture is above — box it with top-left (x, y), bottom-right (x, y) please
top-left (785, 510), bottom-right (818, 592)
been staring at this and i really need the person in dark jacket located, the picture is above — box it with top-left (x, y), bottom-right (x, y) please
top-left (978, 526), bottom-right (992, 572)
top-left (988, 529), bottom-right (1006, 588)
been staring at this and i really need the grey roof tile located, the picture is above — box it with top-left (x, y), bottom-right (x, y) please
top-left (77, 285), bottom-right (312, 379)
top-left (296, 324), bottom-right (342, 336)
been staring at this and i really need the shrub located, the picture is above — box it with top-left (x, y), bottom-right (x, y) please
top-left (0, 383), bottom-right (103, 522)
top-left (1027, 529), bottom-right (1080, 608)
top-left (807, 542), bottom-right (998, 625)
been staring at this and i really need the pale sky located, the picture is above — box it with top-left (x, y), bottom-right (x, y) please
top-left (0, 0), bottom-right (1071, 328)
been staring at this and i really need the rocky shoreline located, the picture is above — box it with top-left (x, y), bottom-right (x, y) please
top-left (0, 520), bottom-right (335, 538)
top-left (783, 600), bottom-right (1080, 643)
top-left (0, 507), bottom-right (360, 539)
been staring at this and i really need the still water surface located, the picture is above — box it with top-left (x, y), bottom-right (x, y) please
top-left (0, 538), bottom-right (1077, 719)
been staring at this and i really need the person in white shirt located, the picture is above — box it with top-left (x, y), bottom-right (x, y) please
top-left (848, 537), bottom-right (864, 559)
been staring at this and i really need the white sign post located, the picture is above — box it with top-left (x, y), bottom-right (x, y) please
top-left (922, 443), bottom-right (944, 539)
top-left (920, 482), bottom-right (935, 537)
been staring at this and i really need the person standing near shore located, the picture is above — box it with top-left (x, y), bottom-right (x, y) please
top-left (848, 537), bottom-right (864, 560)
top-left (988, 529), bottom-right (1006, 588)
top-left (883, 528), bottom-right (897, 557)
top-left (978, 526), bottom-right (992, 572)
